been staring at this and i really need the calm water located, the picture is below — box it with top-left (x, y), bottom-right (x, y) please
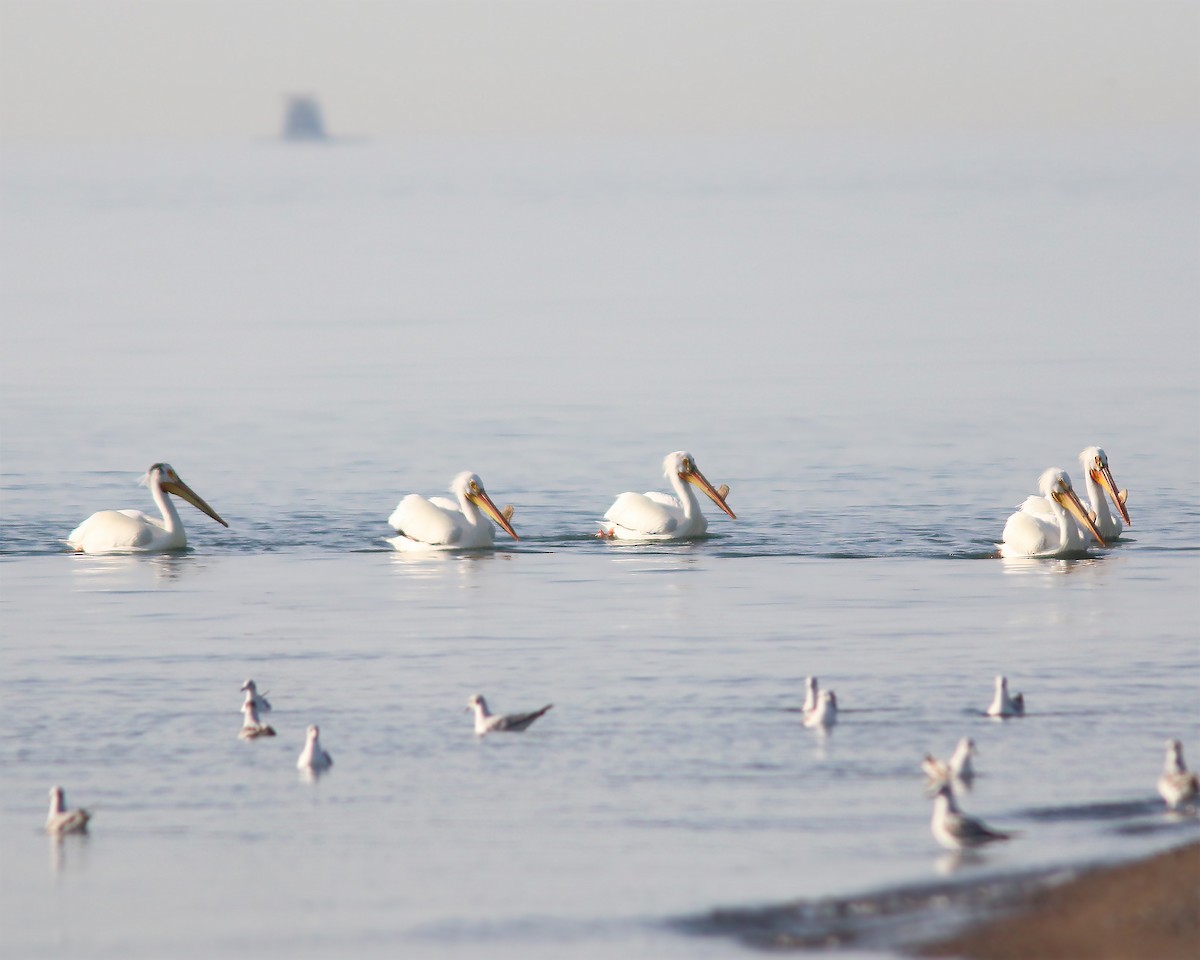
top-left (1, 134), bottom-right (1198, 958)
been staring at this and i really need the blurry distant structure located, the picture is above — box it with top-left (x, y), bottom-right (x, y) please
top-left (281, 95), bottom-right (328, 141)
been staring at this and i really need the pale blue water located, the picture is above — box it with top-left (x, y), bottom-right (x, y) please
top-left (1, 134), bottom-right (1198, 958)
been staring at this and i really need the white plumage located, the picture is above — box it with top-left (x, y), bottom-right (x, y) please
top-left (598, 451), bottom-right (736, 541)
top-left (999, 467), bottom-right (1105, 558)
top-left (387, 471), bottom-right (518, 551)
top-left (65, 462), bottom-right (227, 554)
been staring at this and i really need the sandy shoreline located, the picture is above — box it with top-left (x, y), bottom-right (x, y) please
top-left (915, 840), bottom-right (1200, 960)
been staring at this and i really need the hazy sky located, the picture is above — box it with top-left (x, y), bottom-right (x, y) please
top-left (1, 0), bottom-right (1196, 139)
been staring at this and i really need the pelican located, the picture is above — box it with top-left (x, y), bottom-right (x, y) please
top-left (387, 471), bottom-right (518, 551)
top-left (45, 786), bottom-right (90, 835)
top-left (1078, 446), bottom-right (1131, 542)
top-left (923, 737), bottom-right (977, 784)
top-left (1157, 739), bottom-right (1199, 810)
top-left (65, 462), bottom-right (228, 554)
top-left (986, 675), bottom-right (1025, 718)
top-left (999, 468), bottom-right (1106, 558)
top-left (1015, 448), bottom-right (1131, 543)
top-left (930, 783), bottom-right (1011, 851)
top-left (597, 451), bottom-right (736, 540)
top-left (467, 694), bottom-right (553, 734)
top-left (297, 724), bottom-right (333, 771)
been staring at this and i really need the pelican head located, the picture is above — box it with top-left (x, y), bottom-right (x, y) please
top-left (49, 786), bottom-right (65, 812)
top-left (663, 451), bottom-right (736, 519)
top-left (1079, 446), bottom-right (1131, 526)
top-left (147, 463), bottom-right (228, 528)
top-left (1037, 467), bottom-right (1106, 547)
top-left (451, 472), bottom-right (518, 541)
top-left (240, 679), bottom-right (257, 693)
top-left (307, 724), bottom-right (320, 740)
top-left (466, 693), bottom-right (489, 714)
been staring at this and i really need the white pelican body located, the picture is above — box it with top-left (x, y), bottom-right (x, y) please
top-left (999, 468), bottom-right (1106, 558)
top-left (930, 783), bottom-right (1011, 851)
top-left (1079, 446), bottom-right (1131, 542)
top-left (65, 462), bottom-right (228, 554)
top-left (297, 724), bottom-right (333, 771)
top-left (923, 737), bottom-right (977, 784)
top-left (598, 451), bottom-right (736, 541)
top-left (45, 787), bottom-right (90, 835)
top-left (1158, 739), bottom-right (1199, 810)
top-left (387, 471), bottom-right (518, 552)
top-left (986, 675), bottom-right (1025, 718)
top-left (468, 694), bottom-right (553, 735)
top-left (1016, 448), bottom-right (1131, 543)
top-left (804, 690), bottom-right (837, 730)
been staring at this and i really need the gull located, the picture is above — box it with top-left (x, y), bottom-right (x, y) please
top-left (986, 675), bottom-right (1025, 718)
top-left (930, 783), bottom-right (1011, 851)
top-left (240, 679), bottom-right (272, 713)
top-left (45, 786), bottom-right (91, 835)
top-left (239, 694), bottom-right (276, 739)
top-left (923, 737), bottom-right (977, 784)
top-left (802, 676), bottom-right (819, 715)
top-left (297, 724), bottom-right (333, 772)
top-left (1157, 739), bottom-right (1199, 810)
top-left (803, 690), bottom-right (837, 730)
top-left (468, 694), bottom-right (553, 735)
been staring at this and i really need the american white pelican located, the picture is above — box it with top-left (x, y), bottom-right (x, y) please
top-left (1015, 448), bottom-right (1131, 543)
top-left (597, 451), bottom-right (736, 540)
top-left (930, 783), bottom-right (1011, 851)
top-left (297, 724), bottom-right (333, 771)
top-left (923, 737), bottom-right (977, 784)
top-left (1078, 446), bottom-right (1131, 542)
top-left (45, 787), bottom-right (90, 835)
top-left (238, 695), bottom-right (276, 739)
top-left (467, 694), bottom-right (553, 734)
top-left (387, 471), bottom-right (518, 551)
top-left (1157, 739), bottom-right (1199, 810)
top-left (804, 690), bottom-right (837, 730)
top-left (240, 679), bottom-right (271, 713)
top-left (999, 468), bottom-right (1106, 558)
top-left (986, 675), bottom-right (1025, 718)
top-left (65, 462), bottom-right (228, 554)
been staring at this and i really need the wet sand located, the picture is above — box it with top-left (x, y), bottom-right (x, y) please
top-left (918, 841), bottom-right (1200, 960)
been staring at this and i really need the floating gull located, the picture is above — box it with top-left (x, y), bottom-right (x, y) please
top-left (986, 675), bottom-right (1025, 718)
top-left (597, 451), bottom-right (736, 540)
top-left (930, 783), bottom-right (1011, 851)
top-left (240, 678), bottom-right (272, 713)
top-left (297, 724), bottom-right (333, 771)
top-left (65, 462), bottom-right (228, 554)
top-left (803, 690), bottom-right (837, 731)
top-left (802, 676), bottom-right (819, 715)
top-left (923, 737), bottom-right (977, 784)
top-left (468, 694), bottom-right (553, 735)
top-left (1157, 739), bottom-right (1199, 811)
top-left (46, 786), bottom-right (91, 835)
top-left (239, 694), bottom-right (276, 739)
top-left (387, 471), bottom-right (518, 551)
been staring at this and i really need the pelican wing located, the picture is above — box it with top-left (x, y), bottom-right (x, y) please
top-left (999, 510), bottom-right (1056, 557)
top-left (604, 492), bottom-right (680, 536)
top-left (388, 495), bottom-right (462, 545)
top-left (66, 510), bottom-right (156, 552)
